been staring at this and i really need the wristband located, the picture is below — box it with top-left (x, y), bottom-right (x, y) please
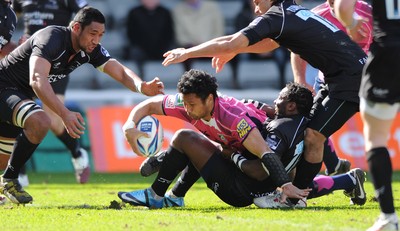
top-left (135, 80), bottom-right (143, 94)
top-left (122, 120), bottom-right (135, 132)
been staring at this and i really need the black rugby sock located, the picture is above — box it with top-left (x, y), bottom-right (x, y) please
top-left (367, 147), bottom-right (395, 213)
top-left (171, 163), bottom-right (200, 197)
top-left (151, 146), bottom-right (189, 197)
top-left (290, 158), bottom-right (322, 204)
top-left (3, 132), bottom-right (39, 179)
top-left (57, 130), bottom-right (81, 158)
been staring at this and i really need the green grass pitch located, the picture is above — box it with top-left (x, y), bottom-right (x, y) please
top-left (1, 172), bottom-right (399, 231)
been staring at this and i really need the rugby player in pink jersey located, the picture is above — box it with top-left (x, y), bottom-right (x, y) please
top-left (118, 69), bottom-right (366, 209)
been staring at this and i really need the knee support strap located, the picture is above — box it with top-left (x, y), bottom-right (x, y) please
top-left (13, 100), bottom-right (43, 128)
top-left (0, 137), bottom-right (15, 155)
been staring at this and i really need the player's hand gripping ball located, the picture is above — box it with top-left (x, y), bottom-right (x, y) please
top-left (136, 115), bottom-right (164, 157)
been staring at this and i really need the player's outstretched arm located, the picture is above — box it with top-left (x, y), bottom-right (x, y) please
top-left (162, 32), bottom-right (249, 66)
top-left (103, 59), bottom-right (164, 96)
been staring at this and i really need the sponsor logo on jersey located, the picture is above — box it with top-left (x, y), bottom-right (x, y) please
top-left (100, 46), bottom-right (110, 57)
top-left (0, 36), bottom-right (8, 46)
top-left (288, 5), bottom-right (304, 13)
top-left (266, 134), bottom-right (280, 150)
top-left (164, 96), bottom-right (175, 109)
top-left (372, 87), bottom-right (389, 98)
top-left (237, 119), bottom-right (251, 139)
top-left (175, 94), bottom-right (184, 107)
top-left (294, 141), bottom-right (304, 156)
top-left (249, 17), bottom-right (262, 27)
top-left (218, 134), bottom-right (226, 142)
top-left (53, 62), bottom-right (61, 69)
top-left (48, 74), bottom-right (67, 83)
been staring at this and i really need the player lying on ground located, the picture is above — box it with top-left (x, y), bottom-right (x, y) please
top-left (117, 70), bottom-right (366, 208)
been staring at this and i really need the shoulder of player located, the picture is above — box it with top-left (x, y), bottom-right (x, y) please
top-left (34, 26), bottom-right (68, 44)
top-left (267, 115), bottom-right (307, 130)
top-left (6, 5), bottom-right (17, 21)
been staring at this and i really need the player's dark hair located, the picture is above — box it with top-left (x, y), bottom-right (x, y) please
top-left (282, 82), bottom-right (313, 116)
top-left (73, 6), bottom-right (106, 30)
top-left (177, 69), bottom-right (218, 101)
top-left (1, 0), bottom-right (10, 7)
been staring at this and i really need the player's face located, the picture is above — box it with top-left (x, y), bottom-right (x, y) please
top-left (253, 0), bottom-right (273, 16)
top-left (274, 87), bottom-right (290, 116)
top-left (182, 93), bottom-right (214, 121)
top-left (77, 22), bottom-right (105, 53)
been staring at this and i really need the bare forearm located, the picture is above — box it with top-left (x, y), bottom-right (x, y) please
top-left (237, 38), bottom-right (279, 54)
top-left (185, 35), bottom-right (239, 59)
top-left (32, 81), bottom-right (68, 117)
top-left (290, 53), bottom-right (307, 84)
top-left (334, 0), bottom-right (357, 27)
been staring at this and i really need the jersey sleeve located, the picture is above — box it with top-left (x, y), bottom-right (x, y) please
top-left (162, 94), bottom-right (192, 121)
top-left (88, 45), bottom-right (112, 68)
top-left (240, 13), bottom-right (282, 46)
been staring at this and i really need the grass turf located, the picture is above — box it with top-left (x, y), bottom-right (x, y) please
top-left (0, 172), bottom-right (399, 231)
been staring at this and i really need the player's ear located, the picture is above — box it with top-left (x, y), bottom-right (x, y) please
top-left (206, 94), bottom-right (214, 104)
top-left (71, 21), bottom-right (81, 32)
top-left (286, 101), bottom-right (297, 113)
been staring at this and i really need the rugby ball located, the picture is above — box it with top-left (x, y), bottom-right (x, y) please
top-left (136, 115), bottom-right (164, 157)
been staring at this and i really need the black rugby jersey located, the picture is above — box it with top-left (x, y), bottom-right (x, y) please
top-left (0, 25), bottom-right (111, 97)
top-left (371, 0), bottom-right (400, 46)
top-left (265, 115), bottom-right (309, 173)
top-left (12, 0), bottom-right (87, 35)
top-left (0, 2), bottom-right (17, 50)
top-left (241, 0), bottom-right (367, 102)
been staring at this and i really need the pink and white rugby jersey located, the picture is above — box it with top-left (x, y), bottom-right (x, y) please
top-left (312, 1), bottom-right (373, 53)
top-left (162, 93), bottom-right (268, 152)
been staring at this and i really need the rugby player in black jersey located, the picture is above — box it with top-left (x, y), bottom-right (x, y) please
top-left (0, 0), bottom-right (17, 205)
top-left (11, 0), bottom-right (91, 185)
top-left (0, 6), bottom-right (164, 204)
top-left (162, 0), bottom-right (367, 204)
top-left (0, 0), bottom-right (16, 57)
top-left (336, 0), bottom-right (400, 230)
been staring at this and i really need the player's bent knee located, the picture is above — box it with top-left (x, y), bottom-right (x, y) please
top-left (304, 128), bottom-right (326, 144)
top-left (14, 101), bottom-right (51, 142)
top-left (13, 100), bottom-right (45, 128)
top-left (25, 111), bottom-right (52, 131)
top-left (172, 129), bottom-right (207, 149)
top-left (172, 129), bottom-right (200, 142)
top-left (304, 128), bottom-right (325, 162)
